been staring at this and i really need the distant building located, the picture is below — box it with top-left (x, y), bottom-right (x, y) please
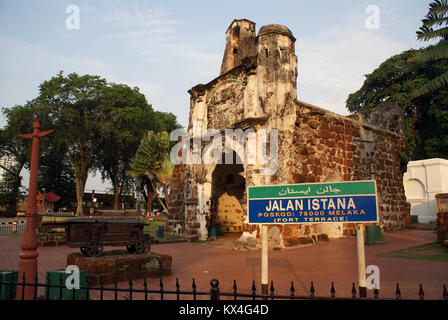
top-left (0, 155), bottom-right (16, 183)
top-left (78, 191), bottom-right (136, 215)
top-left (403, 158), bottom-right (448, 223)
top-left (15, 191), bottom-right (61, 216)
top-left (36, 191), bottom-right (61, 213)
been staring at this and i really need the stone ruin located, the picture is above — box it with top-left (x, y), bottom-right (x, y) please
top-left (166, 19), bottom-right (411, 249)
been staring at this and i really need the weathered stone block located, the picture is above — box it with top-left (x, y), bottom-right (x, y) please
top-left (66, 251), bottom-right (172, 285)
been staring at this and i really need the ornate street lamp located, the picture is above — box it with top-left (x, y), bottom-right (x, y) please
top-left (17, 120), bottom-right (54, 300)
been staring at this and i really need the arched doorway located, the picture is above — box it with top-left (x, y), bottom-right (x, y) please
top-left (210, 151), bottom-right (245, 235)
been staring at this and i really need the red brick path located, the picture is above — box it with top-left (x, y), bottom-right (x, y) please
top-left (1, 229), bottom-right (447, 300)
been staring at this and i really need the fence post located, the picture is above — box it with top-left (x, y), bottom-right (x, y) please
top-left (233, 280), bottom-right (238, 300)
top-left (418, 284), bottom-right (424, 300)
top-left (310, 281), bottom-right (315, 297)
top-left (210, 279), bottom-right (219, 300)
top-left (176, 277), bottom-right (180, 300)
top-left (192, 278), bottom-right (197, 300)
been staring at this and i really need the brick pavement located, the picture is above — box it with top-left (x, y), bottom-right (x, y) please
top-left (0, 229), bottom-right (447, 300)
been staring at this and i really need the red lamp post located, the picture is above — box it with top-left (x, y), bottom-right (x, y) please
top-left (16, 120), bottom-right (54, 300)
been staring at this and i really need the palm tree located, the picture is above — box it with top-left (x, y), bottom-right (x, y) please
top-left (127, 130), bottom-right (171, 216)
top-left (151, 154), bottom-right (174, 211)
top-left (411, 0), bottom-right (448, 97)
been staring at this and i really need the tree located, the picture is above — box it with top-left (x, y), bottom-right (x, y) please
top-left (153, 111), bottom-right (181, 133)
top-left (37, 71), bottom-right (108, 215)
top-left (37, 142), bottom-right (76, 211)
top-left (2, 71), bottom-right (181, 216)
top-left (346, 45), bottom-right (448, 159)
top-left (0, 103), bottom-right (35, 216)
top-left (411, 0), bottom-right (448, 97)
top-left (128, 131), bottom-right (171, 216)
top-left (94, 83), bottom-right (157, 209)
top-left (151, 154), bottom-right (174, 210)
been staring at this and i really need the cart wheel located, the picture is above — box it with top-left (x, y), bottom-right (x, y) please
top-left (86, 241), bottom-right (103, 257)
top-left (126, 244), bottom-right (136, 253)
top-left (135, 240), bottom-right (151, 254)
top-left (80, 247), bottom-right (87, 255)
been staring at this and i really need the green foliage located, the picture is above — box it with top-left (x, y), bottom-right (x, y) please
top-left (347, 1), bottom-right (448, 160)
top-left (37, 142), bottom-right (76, 210)
top-left (94, 83), bottom-right (157, 209)
top-left (1, 70), bottom-right (181, 215)
top-left (416, 0), bottom-right (448, 41)
top-left (0, 102), bottom-right (38, 216)
top-left (128, 131), bottom-right (172, 213)
top-left (153, 111), bottom-right (182, 133)
top-left (36, 71), bottom-right (110, 215)
top-left (346, 43), bottom-right (448, 160)
top-left (0, 161), bottom-right (23, 212)
top-left (128, 131), bottom-right (171, 178)
top-left (411, 0), bottom-right (448, 96)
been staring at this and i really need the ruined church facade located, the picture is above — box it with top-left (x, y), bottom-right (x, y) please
top-left (166, 19), bottom-right (410, 248)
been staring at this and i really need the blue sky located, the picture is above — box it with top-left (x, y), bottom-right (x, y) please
top-left (0, 0), bottom-right (435, 191)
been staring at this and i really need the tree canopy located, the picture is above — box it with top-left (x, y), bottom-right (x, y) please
top-left (1, 71), bottom-right (181, 216)
top-left (93, 83), bottom-right (157, 209)
top-left (346, 1), bottom-right (448, 160)
top-left (0, 102), bottom-right (37, 216)
top-left (346, 45), bottom-right (448, 159)
top-left (411, 0), bottom-right (448, 97)
top-left (128, 130), bottom-right (172, 216)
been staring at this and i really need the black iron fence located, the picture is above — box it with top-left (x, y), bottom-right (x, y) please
top-left (1, 273), bottom-right (447, 300)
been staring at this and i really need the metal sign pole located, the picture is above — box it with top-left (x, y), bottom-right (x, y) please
top-left (261, 224), bottom-right (268, 294)
top-left (356, 223), bottom-right (367, 298)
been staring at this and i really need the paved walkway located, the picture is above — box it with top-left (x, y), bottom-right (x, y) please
top-left (1, 229), bottom-right (447, 299)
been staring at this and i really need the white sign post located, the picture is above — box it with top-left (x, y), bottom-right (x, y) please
top-left (356, 224), bottom-right (367, 298)
top-left (261, 224), bottom-right (268, 294)
top-left (248, 181), bottom-right (379, 298)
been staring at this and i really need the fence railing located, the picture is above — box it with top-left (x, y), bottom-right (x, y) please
top-left (1, 273), bottom-right (447, 301)
top-left (0, 221), bottom-right (25, 236)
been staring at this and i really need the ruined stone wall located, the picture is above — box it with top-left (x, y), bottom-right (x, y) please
top-left (288, 101), bottom-right (410, 235)
top-left (233, 101), bottom-right (410, 248)
top-left (165, 164), bottom-right (187, 235)
top-left (166, 19), bottom-right (410, 248)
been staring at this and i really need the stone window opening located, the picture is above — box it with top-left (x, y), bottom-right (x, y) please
top-left (231, 26), bottom-right (240, 67)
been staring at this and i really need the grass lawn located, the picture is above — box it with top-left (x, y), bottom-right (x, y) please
top-left (143, 220), bottom-right (166, 238)
top-left (143, 220), bottom-right (185, 242)
top-left (0, 232), bottom-right (24, 237)
top-left (382, 242), bottom-right (448, 262)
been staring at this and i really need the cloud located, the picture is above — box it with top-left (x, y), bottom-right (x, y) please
top-left (0, 34), bottom-right (111, 78)
top-left (0, 34), bottom-right (112, 128)
top-left (98, 4), bottom-right (221, 75)
top-left (99, 5), bottom-right (183, 28)
top-left (297, 20), bottom-right (410, 115)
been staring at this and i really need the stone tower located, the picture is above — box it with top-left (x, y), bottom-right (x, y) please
top-left (220, 19), bottom-right (256, 75)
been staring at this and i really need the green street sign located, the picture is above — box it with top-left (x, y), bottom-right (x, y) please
top-left (248, 180), bottom-right (378, 224)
